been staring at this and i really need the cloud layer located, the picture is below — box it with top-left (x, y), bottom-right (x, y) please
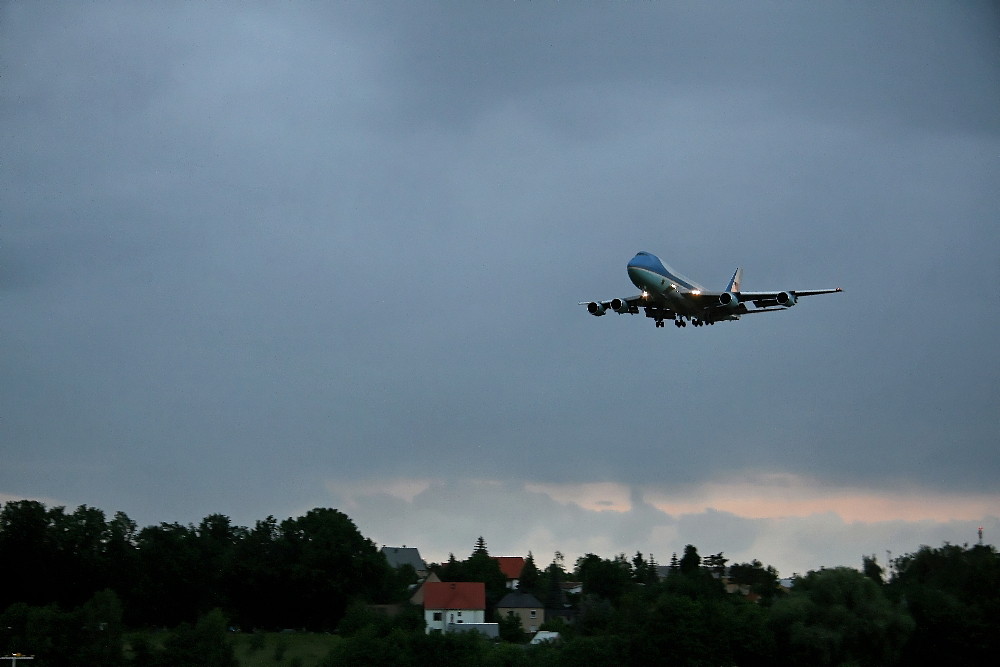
top-left (326, 476), bottom-right (998, 577)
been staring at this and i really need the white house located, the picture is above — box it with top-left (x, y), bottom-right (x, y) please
top-left (422, 581), bottom-right (486, 634)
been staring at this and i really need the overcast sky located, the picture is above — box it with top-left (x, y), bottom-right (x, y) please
top-left (3, 1), bottom-right (998, 577)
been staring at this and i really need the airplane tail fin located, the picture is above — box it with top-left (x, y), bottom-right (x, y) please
top-left (726, 267), bottom-right (743, 293)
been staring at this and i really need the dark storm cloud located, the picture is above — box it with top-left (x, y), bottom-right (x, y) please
top-left (2, 0), bottom-right (998, 560)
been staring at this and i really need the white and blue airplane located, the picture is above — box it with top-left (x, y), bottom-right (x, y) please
top-left (582, 251), bottom-right (842, 328)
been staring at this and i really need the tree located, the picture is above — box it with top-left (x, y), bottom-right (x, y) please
top-left (463, 542), bottom-right (507, 603)
top-left (472, 536), bottom-right (488, 556)
top-left (157, 609), bottom-right (238, 667)
top-left (437, 552), bottom-right (463, 581)
top-left (77, 589), bottom-right (125, 667)
top-left (0, 500), bottom-right (54, 608)
top-left (631, 551), bottom-right (651, 584)
top-left (277, 508), bottom-right (391, 630)
top-left (575, 594), bottom-right (616, 636)
top-left (194, 514), bottom-right (242, 613)
top-left (131, 522), bottom-right (200, 626)
top-left (729, 559), bottom-right (780, 601)
top-left (536, 560), bottom-right (569, 609)
top-left (0, 590), bottom-right (126, 666)
top-left (105, 511), bottom-right (139, 596)
top-left (646, 552), bottom-right (660, 584)
top-left (889, 542), bottom-right (1000, 664)
top-left (519, 551), bottom-right (541, 593)
top-left (667, 545), bottom-right (724, 600)
top-left (769, 566), bottom-right (913, 666)
top-left (678, 544), bottom-right (701, 575)
top-left (862, 553), bottom-right (884, 585)
top-left (497, 610), bottom-right (524, 642)
top-left (229, 515), bottom-right (284, 629)
top-left (574, 553), bottom-right (632, 602)
top-left (49, 505), bottom-right (111, 606)
top-left (703, 552), bottom-right (728, 579)
top-left (620, 593), bottom-right (750, 665)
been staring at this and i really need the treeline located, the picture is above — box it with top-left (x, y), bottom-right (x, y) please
top-left (334, 541), bottom-right (1000, 667)
top-left (2, 500), bottom-right (999, 666)
top-left (0, 501), bottom-right (407, 631)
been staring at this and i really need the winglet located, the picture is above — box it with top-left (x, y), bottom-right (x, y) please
top-left (726, 267), bottom-right (742, 293)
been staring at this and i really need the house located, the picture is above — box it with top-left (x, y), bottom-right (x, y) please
top-left (381, 545), bottom-right (429, 579)
top-left (422, 581), bottom-right (486, 634)
top-left (492, 556), bottom-right (525, 590)
top-left (496, 591), bottom-right (545, 633)
top-left (409, 571), bottom-right (441, 606)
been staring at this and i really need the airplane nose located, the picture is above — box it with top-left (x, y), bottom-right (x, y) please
top-left (626, 262), bottom-right (644, 289)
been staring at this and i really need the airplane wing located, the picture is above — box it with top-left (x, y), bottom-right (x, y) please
top-left (736, 288), bottom-right (843, 308)
top-left (674, 287), bottom-right (842, 315)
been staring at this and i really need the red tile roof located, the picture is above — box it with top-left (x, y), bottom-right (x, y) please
top-left (422, 582), bottom-right (485, 610)
top-left (493, 556), bottom-right (525, 580)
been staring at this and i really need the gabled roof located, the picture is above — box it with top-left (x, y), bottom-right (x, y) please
top-left (380, 546), bottom-right (428, 571)
top-left (422, 582), bottom-right (485, 611)
top-left (492, 556), bottom-right (525, 579)
top-left (496, 591), bottom-right (542, 609)
top-left (409, 571), bottom-right (441, 606)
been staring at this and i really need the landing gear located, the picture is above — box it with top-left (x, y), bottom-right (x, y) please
top-left (656, 314), bottom-right (718, 329)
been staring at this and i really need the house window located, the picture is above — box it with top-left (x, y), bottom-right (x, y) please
top-left (530, 610), bottom-right (537, 619)
top-left (457, 611), bottom-right (462, 617)
top-left (432, 612), bottom-right (442, 621)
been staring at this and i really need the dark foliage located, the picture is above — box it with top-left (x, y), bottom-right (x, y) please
top-left (889, 543), bottom-right (1000, 664)
top-left (0, 500), bottom-right (396, 637)
top-left (0, 590), bottom-right (125, 667)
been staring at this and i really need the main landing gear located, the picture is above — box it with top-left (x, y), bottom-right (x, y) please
top-left (656, 317), bottom-right (715, 329)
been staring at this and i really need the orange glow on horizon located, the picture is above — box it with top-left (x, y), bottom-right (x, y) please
top-left (526, 476), bottom-right (998, 523)
top-left (325, 475), bottom-right (998, 525)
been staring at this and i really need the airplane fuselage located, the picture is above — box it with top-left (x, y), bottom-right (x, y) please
top-left (626, 251), bottom-right (710, 318)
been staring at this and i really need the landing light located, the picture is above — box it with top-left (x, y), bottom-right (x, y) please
top-left (691, 290), bottom-right (701, 295)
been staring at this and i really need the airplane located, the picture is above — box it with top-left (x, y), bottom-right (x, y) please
top-left (582, 251), bottom-right (842, 328)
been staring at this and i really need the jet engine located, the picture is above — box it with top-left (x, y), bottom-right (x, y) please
top-left (718, 292), bottom-right (740, 308)
top-left (610, 298), bottom-right (633, 314)
top-left (776, 291), bottom-right (797, 307)
top-left (587, 302), bottom-right (607, 316)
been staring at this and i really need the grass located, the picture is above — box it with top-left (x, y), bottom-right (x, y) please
top-left (232, 632), bottom-right (341, 667)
